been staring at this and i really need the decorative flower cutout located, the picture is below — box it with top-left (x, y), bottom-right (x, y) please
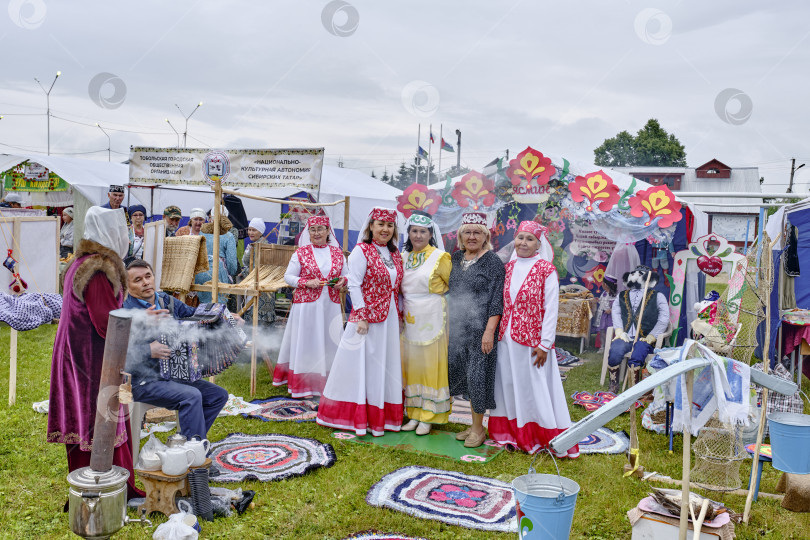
top-left (506, 147), bottom-right (556, 188)
top-left (628, 185), bottom-right (682, 228)
top-left (396, 183), bottom-right (442, 217)
top-left (428, 484), bottom-right (487, 507)
top-left (460, 454), bottom-right (488, 462)
top-left (332, 432), bottom-right (356, 440)
top-left (494, 223), bottom-right (505, 236)
top-left (452, 171), bottom-right (496, 210)
top-left (506, 218), bottom-right (517, 230)
top-left (569, 170), bottom-right (620, 212)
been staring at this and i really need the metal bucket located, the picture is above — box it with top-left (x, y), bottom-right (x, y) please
top-left (768, 412), bottom-right (810, 474)
top-left (512, 451), bottom-right (580, 540)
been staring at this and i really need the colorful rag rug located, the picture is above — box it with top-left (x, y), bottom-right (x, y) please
top-left (243, 396), bottom-right (319, 422)
top-left (366, 466), bottom-right (517, 533)
top-left (209, 432), bottom-right (336, 482)
top-left (571, 391), bottom-right (643, 412)
top-left (448, 398), bottom-right (489, 427)
top-left (578, 427), bottom-right (630, 455)
top-left (341, 531), bottom-right (430, 540)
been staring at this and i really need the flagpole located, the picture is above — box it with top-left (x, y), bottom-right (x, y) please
top-left (427, 123), bottom-right (433, 187)
top-left (415, 123), bottom-right (421, 185)
top-left (438, 124), bottom-right (443, 180)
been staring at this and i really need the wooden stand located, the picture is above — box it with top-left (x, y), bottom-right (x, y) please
top-left (136, 468), bottom-right (189, 517)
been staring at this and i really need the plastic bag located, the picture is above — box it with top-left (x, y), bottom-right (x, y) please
top-left (136, 433), bottom-right (166, 471)
top-left (152, 510), bottom-right (199, 540)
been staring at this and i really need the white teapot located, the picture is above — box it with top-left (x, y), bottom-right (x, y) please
top-left (185, 437), bottom-right (211, 467)
top-left (156, 447), bottom-right (196, 476)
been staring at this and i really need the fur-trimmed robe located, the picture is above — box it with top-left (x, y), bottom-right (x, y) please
top-left (48, 239), bottom-right (128, 450)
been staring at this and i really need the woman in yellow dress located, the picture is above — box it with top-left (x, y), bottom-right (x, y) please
top-left (400, 212), bottom-right (452, 435)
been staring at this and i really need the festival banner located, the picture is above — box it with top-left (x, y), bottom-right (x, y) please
top-left (128, 147), bottom-right (324, 193)
top-left (2, 162), bottom-right (69, 192)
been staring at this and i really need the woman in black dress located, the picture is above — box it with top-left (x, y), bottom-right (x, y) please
top-left (448, 212), bottom-right (505, 448)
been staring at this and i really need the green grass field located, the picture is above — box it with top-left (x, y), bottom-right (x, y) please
top-left (0, 326), bottom-right (807, 539)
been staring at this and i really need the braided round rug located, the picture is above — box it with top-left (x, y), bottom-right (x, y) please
top-left (578, 427), bottom-right (630, 454)
top-left (341, 531), bottom-right (430, 540)
top-left (366, 466), bottom-right (516, 533)
top-left (209, 432), bottom-right (336, 482)
top-left (243, 396), bottom-right (319, 422)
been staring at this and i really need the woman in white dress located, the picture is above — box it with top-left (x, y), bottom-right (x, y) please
top-left (489, 221), bottom-right (579, 457)
top-left (316, 207), bottom-right (404, 436)
top-left (274, 215), bottom-right (347, 397)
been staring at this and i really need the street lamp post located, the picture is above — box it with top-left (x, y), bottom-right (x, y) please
top-left (165, 118), bottom-right (180, 149)
top-left (174, 102), bottom-right (203, 148)
top-left (34, 71), bottom-right (61, 155)
top-left (95, 123), bottom-right (111, 162)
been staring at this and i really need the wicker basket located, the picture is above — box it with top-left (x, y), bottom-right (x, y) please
top-left (161, 235), bottom-right (209, 294)
top-left (254, 243), bottom-right (296, 268)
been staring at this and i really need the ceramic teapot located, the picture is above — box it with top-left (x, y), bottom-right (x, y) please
top-left (185, 437), bottom-right (211, 467)
top-left (156, 447), bottom-right (195, 476)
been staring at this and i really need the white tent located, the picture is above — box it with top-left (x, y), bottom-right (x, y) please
top-left (0, 153), bottom-right (401, 245)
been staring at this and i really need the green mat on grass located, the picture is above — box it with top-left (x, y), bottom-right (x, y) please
top-left (330, 429), bottom-right (504, 463)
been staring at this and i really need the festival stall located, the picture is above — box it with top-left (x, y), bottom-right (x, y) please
top-left (400, 147), bottom-right (709, 348)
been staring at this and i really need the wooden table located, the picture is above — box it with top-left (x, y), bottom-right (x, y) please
top-left (136, 458), bottom-right (212, 516)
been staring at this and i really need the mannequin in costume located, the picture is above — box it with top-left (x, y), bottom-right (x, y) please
top-left (606, 265), bottom-right (670, 393)
top-left (489, 221), bottom-right (579, 457)
top-left (274, 215), bottom-right (347, 397)
top-left (400, 212), bottom-right (451, 436)
top-left (316, 207), bottom-right (404, 436)
top-left (48, 207), bottom-right (144, 501)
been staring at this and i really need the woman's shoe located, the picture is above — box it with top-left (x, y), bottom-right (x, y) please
top-left (455, 428), bottom-right (472, 440)
top-left (401, 419), bottom-right (419, 431)
top-left (415, 422), bottom-right (431, 436)
top-left (463, 430), bottom-right (487, 448)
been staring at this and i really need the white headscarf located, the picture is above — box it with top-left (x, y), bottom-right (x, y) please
top-left (404, 213), bottom-right (445, 252)
top-left (248, 217), bottom-right (266, 235)
top-left (299, 215), bottom-right (340, 248)
top-left (83, 206), bottom-right (129, 258)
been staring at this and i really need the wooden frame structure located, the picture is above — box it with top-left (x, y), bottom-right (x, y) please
top-left (188, 180), bottom-right (351, 396)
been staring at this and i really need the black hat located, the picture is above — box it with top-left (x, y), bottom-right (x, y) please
top-left (108, 185), bottom-right (124, 193)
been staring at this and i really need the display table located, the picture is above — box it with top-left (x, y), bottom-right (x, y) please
top-left (556, 286), bottom-right (596, 354)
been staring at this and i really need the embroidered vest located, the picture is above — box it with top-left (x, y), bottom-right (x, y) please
top-left (292, 245), bottom-right (344, 304)
top-left (348, 242), bottom-right (403, 324)
top-left (619, 289), bottom-right (658, 338)
top-left (498, 258), bottom-right (556, 347)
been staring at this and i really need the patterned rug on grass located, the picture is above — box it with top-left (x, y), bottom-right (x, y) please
top-left (209, 432), bottom-right (335, 482)
top-left (341, 531), bottom-right (430, 540)
top-left (571, 391), bottom-right (643, 412)
top-left (242, 396), bottom-right (319, 422)
top-left (448, 398), bottom-right (489, 427)
top-left (578, 427), bottom-right (630, 454)
top-left (366, 466), bottom-right (517, 533)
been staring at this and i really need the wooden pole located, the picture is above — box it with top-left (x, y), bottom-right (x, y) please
top-left (678, 369), bottom-right (694, 540)
top-left (744, 242), bottom-right (773, 523)
top-left (8, 328), bottom-right (17, 406)
top-left (250, 245), bottom-right (259, 397)
top-left (219, 187), bottom-right (345, 207)
top-left (208, 179), bottom-right (221, 384)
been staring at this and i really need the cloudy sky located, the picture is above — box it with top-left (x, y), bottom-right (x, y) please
top-left (1, 1), bottom-right (808, 191)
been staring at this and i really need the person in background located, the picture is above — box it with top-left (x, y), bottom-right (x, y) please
top-left (127, 204), bottom-right (147, 261)
top-left (175, 208), bottom-right (205, 237)
top-left (163, 205), bottom-right (182, 237)
top-left (447, 212), bottom-right (504, 448)
top-left (241, 217), bottom-right (267, 269)
top-left (2, 192), bottom-right (23, 208)
top-left (101, 185), bottom-right (127, 213)
top-left (238, 217), bottom-right (276, 325)
top-left (47, 206), bottom-right (144, 502)
top-left (194, 207), bottom-right (237, 303)
top-left (123, 259), bottom-right (229, 440)
top-left (60, 207), bottom-right (74, 259)
top-left (489, 221), bottom-right (579, 457)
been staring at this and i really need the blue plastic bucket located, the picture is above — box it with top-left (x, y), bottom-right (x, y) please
top-left (768, 412), bottom-right (810, 474)
top-left (512, 453), bottom-right (580, 540)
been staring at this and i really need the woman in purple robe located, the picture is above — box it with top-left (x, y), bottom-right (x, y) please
top-left (47, 206), bottom-right (144, 500)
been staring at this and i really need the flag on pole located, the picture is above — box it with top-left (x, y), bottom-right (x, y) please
top-left (418, 146), bottom-right (429, 160)
top-left (441, 138), bottom-right (455, 152)
top-left (430, 131), bottom-right (435, 144)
